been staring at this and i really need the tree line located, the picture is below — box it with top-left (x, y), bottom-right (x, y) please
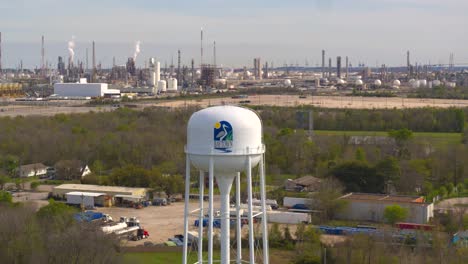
top-left (0, 106), bottom-right (466, 199)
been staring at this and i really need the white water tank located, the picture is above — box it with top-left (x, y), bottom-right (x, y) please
top-left (184, 105), bottom-right (267, 264)
top-left (187, 105), bottom-right (264, 173)
top-left (158, 80), bottom-right (167, 92)
top-left (374, 79), bottom-right (382, 87)
top-left (167, 78), bottom-right (178, 91)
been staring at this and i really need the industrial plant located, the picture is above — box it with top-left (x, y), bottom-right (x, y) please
top-left (1, 28), bottom-right (468, 103)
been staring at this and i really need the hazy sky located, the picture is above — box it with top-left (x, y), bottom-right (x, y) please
top-left (1, 0), bottom-right (467, 68)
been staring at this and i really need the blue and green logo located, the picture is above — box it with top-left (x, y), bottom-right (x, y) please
top-left (214, 121), bottom-right (233, 152)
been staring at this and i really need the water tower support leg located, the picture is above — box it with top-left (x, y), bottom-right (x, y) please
top-left (183, 156), bottom-right (191, 264)
top-left (260, 155), bottom-right (269, 264)
top-left (236, 172), bottom-right (242, 264)
top-left (198, 170), bottom-right (205, 264)
top-left (246, 156), bottom-right (255, 263)
top-left (208, 157), bottom-right (214, 264)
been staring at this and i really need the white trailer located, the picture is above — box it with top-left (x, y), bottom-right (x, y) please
top-left (66, 192), bottom-right (105, 208)
top-left (267, 211), bottom-right (311, 224)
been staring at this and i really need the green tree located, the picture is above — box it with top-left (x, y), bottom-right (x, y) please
top-left (268, 223), bottom-right (284, 248)
top-left (0, 155), bottom-right (19, 177)
top-left (310, 178), bottom-right (348, 222)
top-left (0, 190), bottom-right (13, 204)
top-left (355, 147), bottom-right (367, 162)
top-left (0, 175), bottom-right (10, 190)
top-left (375, 157), bottom-right (401, 189)
top-left (330, 161), bottom-right (384, 193)
top-left (388, 128), bottom-right (413, 159)
top-left (37, 199), bottom-right (77, 230)
top-left (384, 205), bottom-right (408, 225)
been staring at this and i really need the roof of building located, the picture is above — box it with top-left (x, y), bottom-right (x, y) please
top-left (66, 191), bottom-right (106, 197)
top-left (19, 163), bottom-right (48, 172)
top-left (291, 176), bottom-right (322, 187)
top-left (54, 184), bottom-right (147, 194)
top-left (339, 193), bottom-right (427, 204)
top-left (114, 194), bottom-right (145, 199)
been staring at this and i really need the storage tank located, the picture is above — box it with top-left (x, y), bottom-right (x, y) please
top-left (411, 80), bottom-right (420, 88)
top-left (336, 79), bottom-right (345, 85)
top-left (167, 78), bottom-right (178, 91)
top-left (374, 80), bottom-right (382, 87)
top-left (419, 80), bottom-right (427, 87)
top-left (355, 80), bottom-right (364, 86)
top-left (149, 71), bottom-right (156, 87)
top-left (214, 79), bottom-right (227, 85)
top-left (158, 80), bottom-right (167, 92)
top-left (432, 80), bottom-right (441, 86)
top-left (155, 61), bottom-right (161, 83)
top-left (393, 80), bottom-right (401, 87)
top-left (284, 79), bottom-right (292, 87)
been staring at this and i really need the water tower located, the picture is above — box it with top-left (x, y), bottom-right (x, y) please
top-left (183, 105), bottom-right (269, 264)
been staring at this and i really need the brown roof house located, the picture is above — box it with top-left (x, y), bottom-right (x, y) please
top-left (284, 176), bottom-right (322, 192)
top-left (54, 160), bottom-right (92, 180)
top-left (18, 163), bottom-right (48, 178)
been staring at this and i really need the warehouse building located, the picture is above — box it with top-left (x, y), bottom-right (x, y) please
top-left (66, 191), bottom-right (108, 208)
top-left (336, 193), bottom-right (434, 224)
top-left (53, 184), bottom-right (149, 202)
top-left (53, 78), bottom-right (120, 97)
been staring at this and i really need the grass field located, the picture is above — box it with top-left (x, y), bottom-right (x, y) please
top-left (124, 248), bottom-right (295, 264)
top-left (314, 130), bottom-right (462, 146)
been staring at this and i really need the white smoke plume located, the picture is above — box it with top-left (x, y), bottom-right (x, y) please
top-left (68, 36), bottom-right (76, 63)
top-left (133, 40), bottom-right (141, 61)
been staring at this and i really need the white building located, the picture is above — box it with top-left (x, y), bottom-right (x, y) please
top-left (336, 193), bottom-right (434, 224)
top-left (18, 163), bottom-right (48, 178)
top-left (53, 79), bottom-right (120, 97)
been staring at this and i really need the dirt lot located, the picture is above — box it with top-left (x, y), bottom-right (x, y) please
top-left (152, 94), bottom-right (468, 109)
top-left (96, 201), bottom-right (210, 246)
top-left (2, 94), bottom-right (468, 117)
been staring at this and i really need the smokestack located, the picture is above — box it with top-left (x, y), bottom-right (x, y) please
top-left (328, 58), bottom-right (332, 78)
top-left (200, 27), bottom-right (204, 66)
top-left (321, 50), bottom-right (325, 78)
top-left (92, 41), bottom-right (96, 71)
top-left (92, 41), bottom-right (96, 82)
top-left (41, 35), bottom-right (45, 76)
top-left (177, 49), bottom-right (181, 82)
top-left (213, 41), bottom-right (216, 68)
top-left (407, 50), bottom-right (410, 68)
top-left (337, 56), bottom-right (342, 79)
top-left (0, 32), bottom-right (2, 72)
top-left (86, 48), bottom-right (89, 71)
top-left (346, 56), bottom-right (349, 80)
top-left (191, 58), bottom-right (195, 88)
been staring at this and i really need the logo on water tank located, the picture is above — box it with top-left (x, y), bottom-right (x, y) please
top-left (214, 121), bottom-right (233, 152)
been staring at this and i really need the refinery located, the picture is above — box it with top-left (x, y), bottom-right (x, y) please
top-left (1, 29), bottom-right (468, 103)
